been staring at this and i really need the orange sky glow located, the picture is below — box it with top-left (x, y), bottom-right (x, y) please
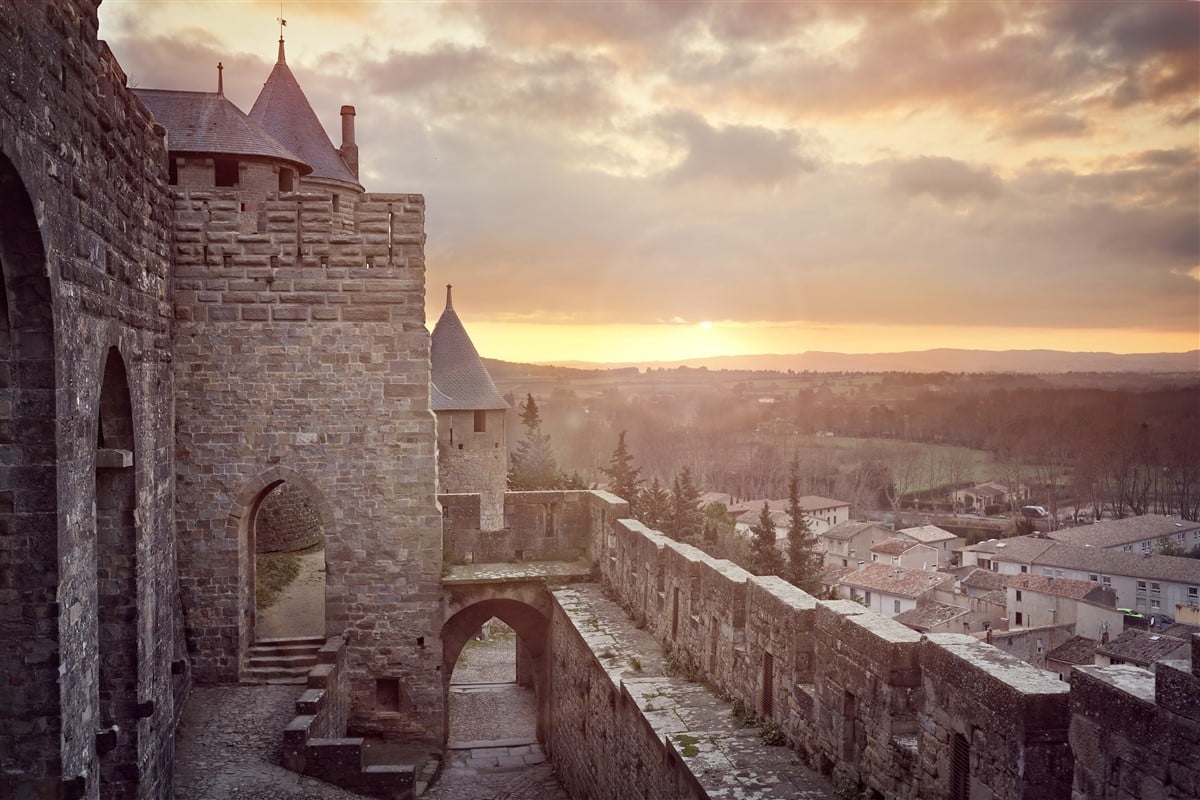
top-left (98, 1), bottom-right (1200, 364)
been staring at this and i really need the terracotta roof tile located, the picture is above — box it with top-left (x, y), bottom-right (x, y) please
top-left (1003, 573), bottom-right (1108, 601)
top-left (1046, 636), bottom-right (1098, 665)
top-left (894, 601), bottom-right (970, 631)
top-left (839, 563), bottom-right (956, 599)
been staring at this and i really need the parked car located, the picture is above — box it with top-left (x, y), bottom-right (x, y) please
top-left (1020, 505), bottom-right (1048, 518)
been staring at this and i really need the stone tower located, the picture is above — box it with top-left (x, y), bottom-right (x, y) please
top-left (431, 285), bottom-right (510, 530)
top-left (162, 38), bottom-right (446, 742)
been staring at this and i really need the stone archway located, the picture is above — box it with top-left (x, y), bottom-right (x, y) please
top-left (440, 584), bottom-right (555, 746)
top-left (0, 152), bottom-right (60, 791)
top-left (226, 467), bottom-right (335, 671)
top-left (94, 346), bottom-right (140, 798)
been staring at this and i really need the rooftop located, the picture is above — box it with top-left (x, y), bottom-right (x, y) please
top-left (1096, 629), bottom-right (1190, 667)
top-left (894, 600), bottom-right (970, 632)
top-left (871, 537), bottom-right (927, 556)
top-left (823, 520), bottom-right (889, 542)
top-left (840, 563), bottom-right (956, 599)
top-left (1045, 636), bottom-right (1098, 666)
top-left (133, 89), bottom-right (310, 174)
top-left (898, 524), bottom-right (958, 544)
top-left (1003, 573), bottom-right (1109, 601)
top-left (1048, 514), bottom-right (1200, 549)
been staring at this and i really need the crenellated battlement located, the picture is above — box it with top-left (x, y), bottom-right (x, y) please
top-left (171, 189), bottom-right (427, 326)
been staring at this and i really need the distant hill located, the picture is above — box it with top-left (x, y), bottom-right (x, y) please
top-left (535, 349), bottom-right (1200, 374)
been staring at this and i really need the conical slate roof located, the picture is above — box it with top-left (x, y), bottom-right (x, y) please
top-left (133, 89), bottom-right (311, 175)
top-left (430, 286), bottom-right (509, 412)
top-left (249, 39), bottom-right (363, 190)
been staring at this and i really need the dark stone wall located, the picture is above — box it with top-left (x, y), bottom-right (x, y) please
top-left (0, 2), bottom-right (182, 798)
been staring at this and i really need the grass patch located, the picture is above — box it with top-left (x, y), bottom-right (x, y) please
top-left (673, 734), bottom-right (701, 757)
top-left (256, 552), bottom-right (301, 610)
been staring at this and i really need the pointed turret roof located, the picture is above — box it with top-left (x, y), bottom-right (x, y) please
top-left (431, 286), bottom-right (509, 412)
top-left (249, 37), bottom-right (363, 191)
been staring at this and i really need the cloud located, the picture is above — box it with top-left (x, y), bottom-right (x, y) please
top-left (1002, 113), bottom-right (1092, 142)
top-left (888, 157), bottom-right (1003, 205)
top-left (656, 112), bottom-right (819, 188)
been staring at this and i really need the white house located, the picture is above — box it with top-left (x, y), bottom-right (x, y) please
top-left (897, 524), bottom-right (961, 566)
top-left (869, 537), bottom-right (941, 571)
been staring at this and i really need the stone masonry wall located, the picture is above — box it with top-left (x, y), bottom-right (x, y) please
top-left (582, 495), bottom-right (1078, 800)
top-left (441, 490), bottom-right (595, 564)
top-left (1068, 634), bottom-right (1200, 799)
top-left (0, 2), bottom-right (183, 798)
top-left (256, 482), bottom-right (323, 553)
top-left (172, 188), bottom-right (445, 741)
top-left (436, 407), bottom-right (506, 530)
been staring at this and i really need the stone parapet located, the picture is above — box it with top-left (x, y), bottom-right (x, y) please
top-left (591, 516), bottom-right (1081, 799)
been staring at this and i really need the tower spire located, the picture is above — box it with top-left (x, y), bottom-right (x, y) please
top-left (276, 5), bottom-right (287, 64)
top-left (445, 284), bottom-right (453, 310)
top-left (216, 61), bottom-right (224, 95)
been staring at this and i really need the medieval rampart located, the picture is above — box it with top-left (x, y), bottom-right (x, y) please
top-left (565, 494), bottom-right (1084, 798)
top-left (440, 489), bottom-right (603, 564)
top-left (171, 188), bottom-right (445, 740)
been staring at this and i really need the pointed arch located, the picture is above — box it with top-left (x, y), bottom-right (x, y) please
top-left (0, 151), bottom-right (59, 782)
top-left (94, 345), bottom-right (141, 796)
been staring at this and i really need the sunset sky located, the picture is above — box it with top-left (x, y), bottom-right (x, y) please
top-left (98, 1), bottom-right (1200, 364)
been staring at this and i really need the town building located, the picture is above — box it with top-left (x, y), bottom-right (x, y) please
top-left (820, 520), bottom-right (892, 568)
top-left (963, 535), bottom-right (1200, 616)
top-left (1047, 514), bottom-right (1200, 555)
top-left (896, 523), bottom-right (961, 565)
top-left (837, 562), bottom-right (956, 617)
top-left (869, 536), bottom-right (941, 570)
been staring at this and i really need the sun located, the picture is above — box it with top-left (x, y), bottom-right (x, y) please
top-left (699, 321), bottom-right (713, 330)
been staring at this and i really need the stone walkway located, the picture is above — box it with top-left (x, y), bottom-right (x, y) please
top-left (257, 546), bottom-right (326, 639)
top-left (172, 622), bottom-right (572, 799)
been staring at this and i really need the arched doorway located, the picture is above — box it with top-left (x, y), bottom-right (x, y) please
top-left (95, 346), bottom-right (140, 798)
top-left (253, 480), bottom-right (327, 640)
top-left (440, 595), bottom-right (551, 747)
top-left (0, 152), bottom-right (60, 790)
top-left (229, 469), bottom-right (332, 680)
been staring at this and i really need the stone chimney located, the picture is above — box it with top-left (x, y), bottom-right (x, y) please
top-left (340, 105), bottom-right (358, 177)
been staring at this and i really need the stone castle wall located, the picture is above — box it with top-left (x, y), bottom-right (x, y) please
top-left (572, 498), bottom-right (1077, 799)
top-left (171, 189), bottom-right (445, 741)
top-left (0, 2), bottom-right (184, 797)
top-left (256, 482), bottom-right (324, 553)
top-left (441, 490), bottom-right (597, 564)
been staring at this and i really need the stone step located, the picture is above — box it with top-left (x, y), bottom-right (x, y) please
top-left (241, 664), bottom-right (311, 683)
top-left (253, 635), bottom-right (326, 648)
top-left (248, 642), bottom-right (323, 658)
top-left (247, 653), bottom-right (319, 669)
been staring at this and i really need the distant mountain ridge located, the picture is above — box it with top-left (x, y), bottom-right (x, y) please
top-left (532, 348), bottom-right (1200, 374)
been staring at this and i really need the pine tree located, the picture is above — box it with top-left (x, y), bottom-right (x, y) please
top-left (638, 476), bottom-right (672, 531)
top-left (508, 393), bottom-right (563, 490)
top-left (749, 501), bottom-right (785, 576)
top-left (601, 430), bottom-right (642, 515)
top-left (668, 466), bottom-right (703, 542)
top-left (701, 501), bottom-right (734, 547)
top-left (784, 456), bottom-right (822, 594)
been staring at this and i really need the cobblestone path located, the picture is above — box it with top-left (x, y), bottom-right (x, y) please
top-left (172, 625), bottom-right (573, 799)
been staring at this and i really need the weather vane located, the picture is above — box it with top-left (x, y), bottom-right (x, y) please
top-left (277, 2), bottom-right (286, 40)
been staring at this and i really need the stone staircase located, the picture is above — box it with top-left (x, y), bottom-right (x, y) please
top-left (243, 636), bottom-right (325, 684)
